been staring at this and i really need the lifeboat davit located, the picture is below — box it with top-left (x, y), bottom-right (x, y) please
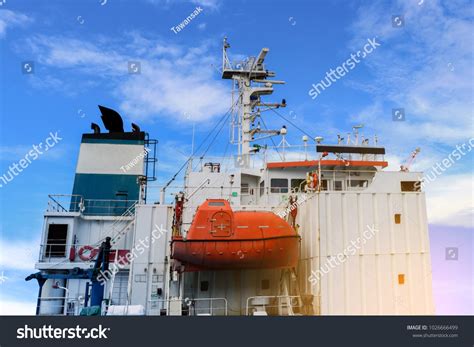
top-left (171, 199), bottom-right (300, 270)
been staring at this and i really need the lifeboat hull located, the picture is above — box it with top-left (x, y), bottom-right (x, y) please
top-left (172, 236), bottom-right (299, 270)
top-left (171, 199), bottom-right (300, 270)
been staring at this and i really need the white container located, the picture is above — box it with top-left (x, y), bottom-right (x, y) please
top-left (296, 189), bottom-right (435, 315)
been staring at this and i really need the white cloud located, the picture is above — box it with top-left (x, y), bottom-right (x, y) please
top-left (0, 10), bottom-right (32, 39)
top-left (145, 0), bottom-right (220, 10)
top-left (425, 174), bottom-right (473, 227)
top-left (346, 0), bottom-right (474, 227)
top-left (347, 0), bottom-right (473, 147)
top-left (0, 143), bottom-right (69, 162)
top-left (191, 0), bottom-right (219, 9)
top-left (0, 237), bottom-right (39, 271)
top-left (18, 33), bottom-right (229, 123)
top-left (0, 299), bottom-right (36, 315)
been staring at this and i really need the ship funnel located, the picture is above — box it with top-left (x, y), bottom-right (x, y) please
top-left (131, 123), bottom-right (141, 133)
top-left (98, 105), bottom-right (124, 133)
top-left (91, 123), bottom-right (101, 134)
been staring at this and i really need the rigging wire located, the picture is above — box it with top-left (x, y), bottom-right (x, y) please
top-left (198, 112), bottom-right (232, 162)
top-left (269, 107), bottom-right (316, 141)
top-left (259, 114), bottom-right (283, 161)
top-left (221, 130), bottom-right (232, 173)
top-left (164, 95), bottom-right (240, 189)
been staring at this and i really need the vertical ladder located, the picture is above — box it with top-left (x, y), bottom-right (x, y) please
top-left (278, 268), bottom-right (302, 316)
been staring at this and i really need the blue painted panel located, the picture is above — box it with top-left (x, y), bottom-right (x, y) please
top-left (71, 173), bottom-right (139, 215)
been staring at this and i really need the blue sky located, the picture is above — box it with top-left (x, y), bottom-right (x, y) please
top-left (0, 0), bottom-right (472, 314)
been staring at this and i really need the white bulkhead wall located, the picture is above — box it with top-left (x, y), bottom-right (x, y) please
top-left (37, 215), bottom-right (136, 274)
top-left (128, 204), bottom-right (173, 310)
top-left (296, 181), bottom-right (434, 315)
top-left (182, 268), bottom-right (283, 315)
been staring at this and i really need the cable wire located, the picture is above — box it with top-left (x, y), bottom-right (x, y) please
top-left (270, 107), bottom-right (316, 141)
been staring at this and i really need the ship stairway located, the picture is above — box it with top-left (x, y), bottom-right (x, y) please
top-left (109, 202), bottom-right (137, 247)
top-left (104, 204), bottom-right (137, 307)
top-left (106, 247), bottom-right (120, 306)
top-left (278, 268), bottom-right (302, 316)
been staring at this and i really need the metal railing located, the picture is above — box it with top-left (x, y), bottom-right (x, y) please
top-left (245, 295), bottom-right (301, 316)
top-left (148, 298), bottom-right (228, 316)
top-left (81, 199), bottom-right (137, 216)
top-left (37, 297), bottom-right (82, 316)
top-left (39, 242), bottom-right (69, 261)
top-left (263, 145), bottom-right (385, 164)
top-left (38, 243), bottom-right (130, 263)
top-left (148, 168), bottom-right (378, 193)
top-left (47, 195), bottom-right (138, 216)
top-left (47, 194), bottom-right (83, 213)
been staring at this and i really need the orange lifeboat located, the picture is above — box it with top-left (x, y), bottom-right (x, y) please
top-left (171, 199), bottom-right (300, 270)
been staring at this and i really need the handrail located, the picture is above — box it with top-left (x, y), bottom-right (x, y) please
top-left (38, 243), bottom-right (130, 263)
top-left (37, 297), bottom-right (81, 316)
top-left (245, 295), bottom-right (300, 316)
top-left (48, 195), bottom-right (69, 212)
top-left (109, 202), bottom-right (138, 245)
top-left (148, 298), bottom-right (228, 316)
top-left (46, 195), bottom-right (138, 216)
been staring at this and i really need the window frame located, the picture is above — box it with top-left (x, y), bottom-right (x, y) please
top-left (270, 178), bottom-right (289, 193)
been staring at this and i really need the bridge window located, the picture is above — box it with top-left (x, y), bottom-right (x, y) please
top-left (259, 181), bottom-right (265, 196)
top-left (291, 179), bottom-right (305, 192)
top-left (271, 178), bottom-right (288, 193)
top-left (334, 180), bottom-right (343, 191)
top-left (348, 180), bottom-right (368, 188)
top-left (45, 224), bottom-right (68, 258)
top-left (401, 181), bottom-right (421, 192)
top-left (320, 180), bottom-right (328, 191)
top-left (241, 183), bottom-right (249, 194)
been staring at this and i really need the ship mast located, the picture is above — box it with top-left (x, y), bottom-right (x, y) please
top-left (222, 37), bottom-right (286, 168)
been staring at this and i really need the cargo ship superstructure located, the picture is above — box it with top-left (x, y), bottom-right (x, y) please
top-left (27, 39), bottom-right (434, 316)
